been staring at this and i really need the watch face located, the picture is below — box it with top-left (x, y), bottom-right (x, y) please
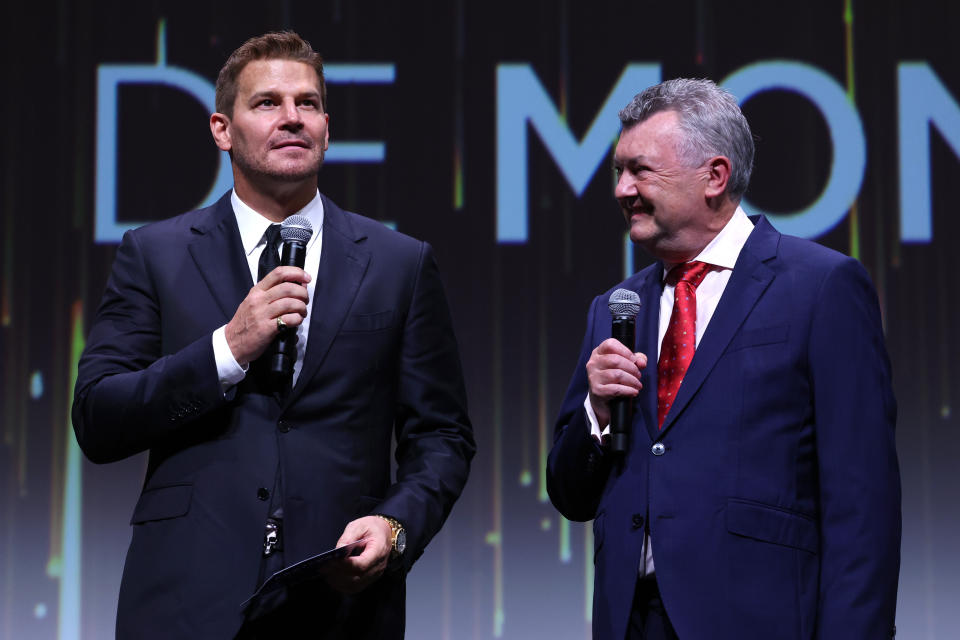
top-left (396, 529), bottom-right (407, 555)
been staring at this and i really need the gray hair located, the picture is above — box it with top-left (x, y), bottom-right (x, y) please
top-left (618, 78), bottom-right (754, 199)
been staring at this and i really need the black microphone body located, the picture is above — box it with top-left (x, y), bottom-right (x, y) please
top-left (266, 215), bottom-right (313, 385)
top-left (266, 240), bottom-right (307, 383)
top-left (609, 315), bottom-right (636, 454)
top-left (607, 288), bottom-right (641, 455)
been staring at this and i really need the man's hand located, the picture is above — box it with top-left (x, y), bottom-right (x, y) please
top-left (586, 338), bottom-right (648, 428)
top-left (323, 516), bottom-right (394, 594)
top-left (225, 267), bottom-right (310, 366)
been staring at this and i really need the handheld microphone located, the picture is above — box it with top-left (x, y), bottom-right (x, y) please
top-left (607, 288), bottom-right (641, 454)
top-left (267, 214), bottom-right (313, 385)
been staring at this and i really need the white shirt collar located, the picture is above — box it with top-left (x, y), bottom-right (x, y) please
top-left (663, 205), bottom-right (754, 277)
top-left (231, 189), bottom-right (325, 256)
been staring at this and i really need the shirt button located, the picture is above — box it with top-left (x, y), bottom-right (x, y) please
top-left (632, 514), bottom-right (644, 529)
top-left (257, 488), bottom-right (270, 501)
top-left (278, 420), bottom-right (290, 433)
top-left (651, 442), bottom-right (666, 456)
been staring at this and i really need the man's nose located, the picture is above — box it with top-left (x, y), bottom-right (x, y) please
top-left (614, 172), bottom-right (635, 199)
top-left (278, 99), bottom-right (303, 128)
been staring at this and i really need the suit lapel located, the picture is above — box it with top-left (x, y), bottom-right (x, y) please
top-left (636, 266), bottom-right (666, 444)
top-left (285, 196), bottom-right (370, 406)
top-left (658, 216), bottom-right (780, 436)
top-left (187, 192), bottom-right (252, 324)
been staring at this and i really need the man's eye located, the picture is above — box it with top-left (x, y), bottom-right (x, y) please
top-left (258, 99), bottom-right (275, 107)
top-left (300, 100), bottom-right (318, 109)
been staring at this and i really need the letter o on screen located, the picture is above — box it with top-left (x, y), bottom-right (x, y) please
top-left (722, 61), bottom-right (866, 239)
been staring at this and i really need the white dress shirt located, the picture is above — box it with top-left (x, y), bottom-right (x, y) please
top-left (211, 190), bottom-right (325, 392)
top-left (583, 206), bottom-right (755, 575)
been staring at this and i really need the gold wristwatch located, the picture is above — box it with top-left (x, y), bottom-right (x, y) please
top-left (373, 514), bottom-right (406, 558)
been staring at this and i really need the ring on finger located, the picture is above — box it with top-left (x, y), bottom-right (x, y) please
top-left (276, 316), bottom-right (287, 331)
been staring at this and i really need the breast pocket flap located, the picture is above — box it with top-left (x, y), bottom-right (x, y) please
top-left (341, 309), bottom-right (395, 333)
top-left (131, 483), bottom-right (193, 524)
top-left (726, 325), bottom-right (789, 353)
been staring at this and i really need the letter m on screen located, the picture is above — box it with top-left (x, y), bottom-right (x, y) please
top-left (496, 64), bottom-right (661, 244)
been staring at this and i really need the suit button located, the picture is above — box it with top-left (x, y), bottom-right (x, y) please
top-left (651, 442), bottom-right (666, 456)
top-left (278, 420), bottom-right (290, 433)
top-left (257, 488), bottom-right (270, 501)
top-left (632, 514), bottom-right (644, 529)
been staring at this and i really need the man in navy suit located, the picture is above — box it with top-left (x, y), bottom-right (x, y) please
top-left (73, 31), bottom-right (474, 639)
top-left (547, 79), bottom-right (900, 639)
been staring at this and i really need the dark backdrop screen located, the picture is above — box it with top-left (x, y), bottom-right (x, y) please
top-left (2, 1), bottom-right (958, 638)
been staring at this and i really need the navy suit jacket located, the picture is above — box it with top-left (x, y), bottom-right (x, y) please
top-left (547, 217), bottom-right (900, 639)
top-left (73, 191), bottom-right (475, 639)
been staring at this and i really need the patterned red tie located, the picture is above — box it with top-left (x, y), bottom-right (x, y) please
top-left (657, 261), bottom-right (712, 429)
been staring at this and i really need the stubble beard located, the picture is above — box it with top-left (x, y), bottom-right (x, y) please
top-left (233, 144), bottom-right (325, 186)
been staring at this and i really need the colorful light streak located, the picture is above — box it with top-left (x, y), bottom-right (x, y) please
top-left (843, 0), bottom-right (861, 261)
top-left (55, 301), bottom-right (84, 640)
top-left (490, 255), bottom-right (504, 637)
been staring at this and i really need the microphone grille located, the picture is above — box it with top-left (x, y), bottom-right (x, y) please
top-left (280, 214), bottom-right (313, 244)
top-left (608, 288), bottom-right (641, 316)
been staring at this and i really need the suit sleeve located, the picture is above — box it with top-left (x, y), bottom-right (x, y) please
top-left (374, 242), bottom-right (476, 571)
top-left (72, 229), bottom-right (227, 464)
top-left (808, 257), bottom-right (900, 638)
top-left (546, 295), bottom-right (613, 522)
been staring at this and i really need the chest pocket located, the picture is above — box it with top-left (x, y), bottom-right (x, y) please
top-left (340, 309), bottom-right (394, 333)
top-left (725, 324), bottom-right (789, 354)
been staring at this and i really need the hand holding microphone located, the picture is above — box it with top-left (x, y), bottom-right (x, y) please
top-left (585, 289), bottom-right (645, 454)
top-left (225, 215), bottom-right (313, 371)
top-left (265, 215), bottom-right (314, 385)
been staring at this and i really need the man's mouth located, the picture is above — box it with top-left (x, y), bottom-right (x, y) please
top-left (621, 200), bottom-right (651, 218)
top-left (272, 139), bottom-right (311, 149)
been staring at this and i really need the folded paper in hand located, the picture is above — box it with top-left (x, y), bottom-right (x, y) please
top-left (241, 538), bottom-right (368, 614)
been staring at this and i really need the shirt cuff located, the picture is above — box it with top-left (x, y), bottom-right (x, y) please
top-left (213, 325), bottom-right (247, 394)
top-left (583, 395), bottom-right (610, 442)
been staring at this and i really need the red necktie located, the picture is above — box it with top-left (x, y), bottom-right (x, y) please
top-left (657, 261), bottom-right (712, 429)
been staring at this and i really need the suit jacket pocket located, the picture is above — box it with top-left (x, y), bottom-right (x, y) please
top-left (130, 483), bottom-right (193, 524)
top-left (725, 325), bottom-right (789, 354)
top-left (340, 310), bottom-right (394, 333)
top-left (725, 498), bottom-right (817, 554)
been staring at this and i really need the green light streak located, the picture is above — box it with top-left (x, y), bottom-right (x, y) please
top-left (57, 302), bottom-right (84, 640)
top-left (155, 18), bottom-right (167, 66)
top-left (537, 281), bottom-right (549, 503)
top-left (491, 256), bottom-right (504, 637)
top-left (560, 516), bottom-right (571, 563)
top-left (843, 0), bottom-right (860, 260)
top-left (453, 150), bottom-right (464, 210)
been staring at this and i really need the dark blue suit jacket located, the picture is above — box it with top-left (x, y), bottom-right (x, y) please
top-left (73, 191), bottom-right (475, 639)
top-left (547, 217), bottom-right (900, 639)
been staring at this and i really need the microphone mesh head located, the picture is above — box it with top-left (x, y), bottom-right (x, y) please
top-left (608, 288), bottom-right (641, 316)
top-left (280, 214), bottom-right (313, 244)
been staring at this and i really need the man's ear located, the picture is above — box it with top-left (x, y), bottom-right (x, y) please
top-left (322, 112), bottom-right (330, 151)
top-left (210, 113), bottom-right (232, 152)
top-left (703, 155), bottom-right (731, 199)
